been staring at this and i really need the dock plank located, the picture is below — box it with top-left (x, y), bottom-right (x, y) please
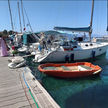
top-left (0, 57), bottom-right (33, 108)
top-left (0, 56), bottom-right (60, 108)
top-left (24, 67), bottom-right (60, 108)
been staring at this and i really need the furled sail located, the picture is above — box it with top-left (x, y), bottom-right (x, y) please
top-left (54, 26), bottom-right (91, 33)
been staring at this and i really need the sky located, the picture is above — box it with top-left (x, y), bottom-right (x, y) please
top-left (0, 0), bottom-right (107, 36)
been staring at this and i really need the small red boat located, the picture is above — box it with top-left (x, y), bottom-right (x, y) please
top-left (38, 62), bottom-right (102, 78)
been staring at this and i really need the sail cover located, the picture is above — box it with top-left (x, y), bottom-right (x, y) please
top-left (54, 26), bottom-right (91, 33)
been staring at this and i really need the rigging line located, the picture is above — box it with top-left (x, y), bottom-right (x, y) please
top-left (21, 0), bottom-right (25, 29)
top-left (13, 7), bottom-right (18, 31)
top-left (23, 6), bottom-right (33, 32)
top-left (8, 0), bottom-right (14, 31)
top-left (23, 6), bottom-right (40, 40)
top-left (17, 0), bottom-right (22, 33)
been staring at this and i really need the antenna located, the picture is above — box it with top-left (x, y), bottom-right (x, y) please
top-left (8, 0), bottom-right (14, 32)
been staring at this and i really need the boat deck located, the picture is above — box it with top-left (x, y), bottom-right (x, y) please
top-left (0, 57), bottom-right (60, 108)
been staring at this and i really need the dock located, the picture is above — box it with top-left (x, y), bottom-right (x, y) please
top-left (0, 57), bottom-right (60, 108)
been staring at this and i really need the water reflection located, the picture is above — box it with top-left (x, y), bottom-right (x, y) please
top-left (42, 75), bottom-right (102, 108)
top-left (65, 82), bottom-right (108, 108)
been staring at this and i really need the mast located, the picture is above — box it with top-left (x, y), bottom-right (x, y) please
top-left (21, 0), bottom-right (25, 31)
top-left (89, 0), bottom-right (94, 41)
top-left (17, 0), bottom-right (22, 33)
top-left (8, 0), bottom-right (14, 31)
top-left (107, 0), bottom-right (108, 33)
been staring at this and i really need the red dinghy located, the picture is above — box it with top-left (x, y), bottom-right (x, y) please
top-left (38, 62), bottom-right (102, 78)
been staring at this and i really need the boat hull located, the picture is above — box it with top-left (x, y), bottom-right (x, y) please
top-left (41, 70), bottom-right (101, 78)
top-left (38, 62), bottom-right (102, 78)
top-left (37, 43), bottom-right (108, 63)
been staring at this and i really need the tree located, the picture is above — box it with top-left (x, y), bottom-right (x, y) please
top-left (8, 30), bottom-right (13, 35)
top-left (3, 29), bottom-right (8, 35)
top-left (0, 32), bottom-right (2, 37)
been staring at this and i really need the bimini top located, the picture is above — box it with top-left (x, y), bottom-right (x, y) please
top-left (54, 26), bottom-right (91, 33)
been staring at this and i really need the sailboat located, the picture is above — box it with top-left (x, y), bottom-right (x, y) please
top-left (33, 0), bottom-right (108, 63)
top-left (8, 0), bottom-right (40, 53)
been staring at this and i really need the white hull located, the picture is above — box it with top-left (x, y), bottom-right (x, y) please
top-left (8, 56), bottom-right (26, 68)
top-left (34, 42), bottom-right (108, 63)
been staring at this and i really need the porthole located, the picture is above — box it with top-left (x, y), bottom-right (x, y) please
top-left (99, 49), bottom-right (102, 51)
top-left (85, 44), bottom-right (88, 47)
top-left (90, 43), bottom-right (93, 46)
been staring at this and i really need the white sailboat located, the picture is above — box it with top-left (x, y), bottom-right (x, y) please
top-left (34, 0), bottom-right (108, 63)
top-left (15, 0), bottom-right (40, 53)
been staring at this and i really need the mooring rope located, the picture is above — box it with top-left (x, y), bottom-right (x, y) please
top-left (22, 72), bottom-right (29, 89)
top-left (23, 68), bottom-right (39, 108)
top-left (18, 69), bottom-right (33, 108)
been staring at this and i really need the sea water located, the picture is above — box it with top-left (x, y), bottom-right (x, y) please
top-left (26, 51), bottom-right (108, 108)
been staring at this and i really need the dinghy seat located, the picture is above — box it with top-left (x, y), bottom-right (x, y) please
top-left (58, 66), bottom-right (79, 71)
top-left (44, 67), bottom-right (57, 70)
top-left (78, 65), bottom-right (92, 71)
top-left (61, 66), bottom-right (70, 70)
top-left (67, 66), bottom-right (79, 71)
top-left (57, 67), bottom-right (64, 71)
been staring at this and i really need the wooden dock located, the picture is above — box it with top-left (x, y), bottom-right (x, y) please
top-left (0, 57), bottom-right (60, 108)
